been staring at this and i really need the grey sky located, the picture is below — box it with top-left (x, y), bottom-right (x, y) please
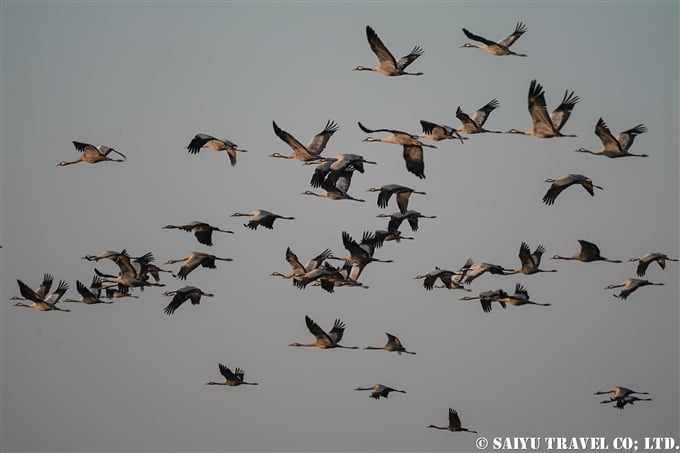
top-left (1, 1), bottom-right (678, 452)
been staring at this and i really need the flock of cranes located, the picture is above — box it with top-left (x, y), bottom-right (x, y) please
top-left (9, 18), bottom-right (675, 447)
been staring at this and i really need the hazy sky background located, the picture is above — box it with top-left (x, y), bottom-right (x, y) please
top-left (1, 2), bottom-right (678, 452)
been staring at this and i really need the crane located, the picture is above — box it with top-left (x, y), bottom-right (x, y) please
top-left (365, 332), bottom-right (416, 355)
top-left (339, 230), bottom-right (393, 268)
top-left (551, 240), bottom-right (621, 263)
top-left (163, 286), bottom-right (214, 315)
top-left (206, 364), bottom-right (258, 386)
top-left (302, 168), bottom-right (365, 202)
top-left (13, 279), bottom-right (70, 312)
top-left (162, 221), bottom-right (234, 246)
top-left (455, 99), bottom-right (503, 134)
top-left (270, 120), bottom-right (338, 161)
top-left (594, 386), bottom-right (649, 405)
top-left (506, 80), bottom-right (579, 138)
top-left (494, 283), bottom-right (551, 307)
top-left (373, 229), bottom-right (415, 246)
top-left (289, 315), bottom-right (358, 349)
top-left (516, 242), bottom-right (556, 274)
top-left (415, 259), bottom-right (473, 291)
top-left (628, 252), bottom-right (678, 277)
top-left (358, 122), bottom-right (436, 179)
top-left (63, 280), bottom-right (113, 305)
top-left (376, 210), bottom-right (437, 234)
top-left (230, 209), bottom-right (295, 230)
top-left (542, 173), bottom-right (603, 205)
top-left (10, 273), bottom-right (53, 301)
top-left (58, 141), bottom-right (127, 166)
top-left (186, 133), bottom-right (247, 166)
top-left (605, 278), bottom-right (664, 300)
top-left (164, 252), bottom-right (233, 279)
top-left (460, 22), bottom-right (527, 56)
top-left (353, 25), bottom-right (424, 76)
top-left (575, 118), bottom-right (648, 158)
top-left (355, 384), bottom-right (406, 400)
top-left (367, 184), bottom-right (426, 214)
top-left (271, 247), bottom-right (336, 279)
top-left (418, 120), bottom-right (465, 143)
top-left (460, 289), bottom-right (508, 313)
top-left (81, 250), bottom-right (128, 262)
top-left (464, 261), bottom-right (517, 285)
top-left (428, 408), bottom-right (478, 433)
top-left (291, 262), bottom-right (347, 293)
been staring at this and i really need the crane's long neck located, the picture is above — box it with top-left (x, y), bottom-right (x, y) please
top-left (370, 258), bottom-right (393, 263)
top-left (59, 159), bottom-right (81, 166)
top-left (270, 153), bottom-right (294, 159)
top-left (352, 66), bottom-right (376, 72)
top-left (594, 390), bottom-right (614, 395)
top-left (575, 148), bottom-right (597, 155)
top-left (427, 425), bottom-right (448, 430)
top-left (551, 255), bottom-right (573, 261)
top-left (526, 301), bottom-right (551, 306)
